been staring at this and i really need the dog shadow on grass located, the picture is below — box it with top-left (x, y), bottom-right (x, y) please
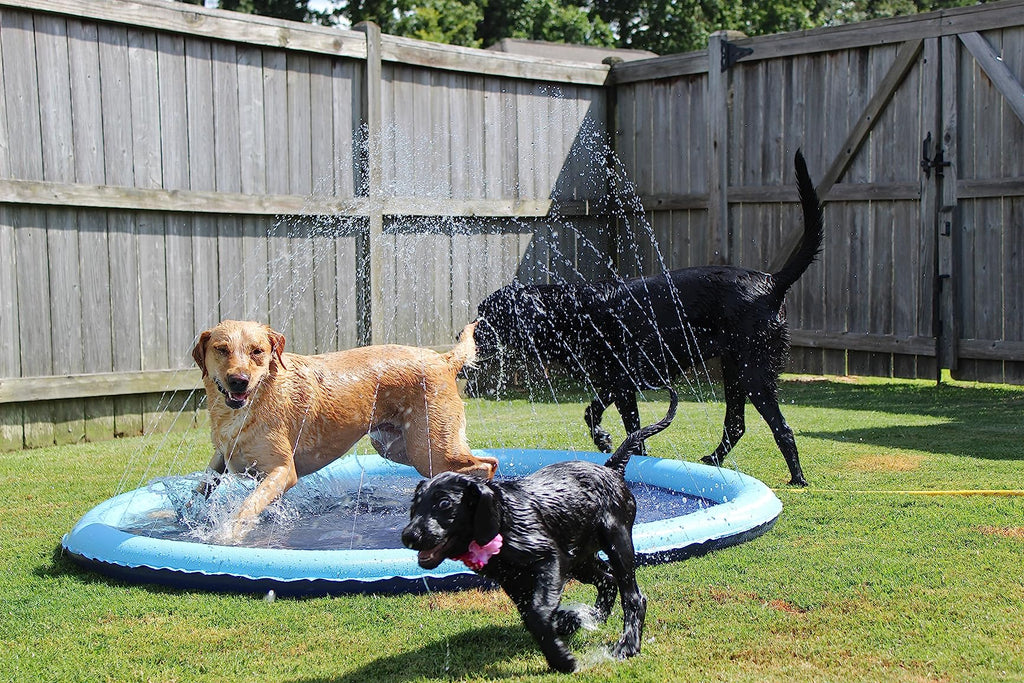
top-left (42, 546), bottom-right (565, 680)
top-left (292, 624), bottom-right (545, 682)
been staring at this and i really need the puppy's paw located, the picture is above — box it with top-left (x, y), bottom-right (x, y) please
top-left (553, 605), bottom-right (602, 637)
top-left (701, 454), bottom-right (722, 466)
top-left (547, 653), bottom-right (578, 674)
top-left (609, 638), bottom-right (641, 660)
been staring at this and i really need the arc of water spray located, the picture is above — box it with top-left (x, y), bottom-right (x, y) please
top-left (526, 222), bottom-right (723, 451)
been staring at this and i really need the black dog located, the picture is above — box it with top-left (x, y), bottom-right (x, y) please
top-left (402, 390), bottom-right (678, 673)
top-left (472, 150), bottom-right (823, 486)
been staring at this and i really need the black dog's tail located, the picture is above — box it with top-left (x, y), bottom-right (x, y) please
top-left (771, 149), bottom-right (824, 300)
top-left (605, 388), bottom-right (679, 476)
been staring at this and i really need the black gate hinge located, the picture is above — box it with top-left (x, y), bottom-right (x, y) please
top-left (721, 40), bottom-right (753, 72)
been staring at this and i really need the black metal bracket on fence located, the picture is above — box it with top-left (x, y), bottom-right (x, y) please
top-left (721, 40), bottom-right (754, 71)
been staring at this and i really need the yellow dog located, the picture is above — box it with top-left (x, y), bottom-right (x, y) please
top-left (192, 320), bottom-right (497, 540)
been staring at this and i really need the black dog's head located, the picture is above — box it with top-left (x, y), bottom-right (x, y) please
top-left (474, 281), bottom-right (556, 362)
top-left (402, 472), bottom-right (501, 569)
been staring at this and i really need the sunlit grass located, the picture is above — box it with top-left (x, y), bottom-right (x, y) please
top-left (2, 375), bottom-right (1023, 682)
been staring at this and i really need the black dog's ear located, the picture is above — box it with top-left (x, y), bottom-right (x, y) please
top-left (530, 296), bottom-right (547, 318)
top-left (473, 483), bottom-right (500, 546)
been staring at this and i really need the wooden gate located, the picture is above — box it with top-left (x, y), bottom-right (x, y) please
top-left (610, 1), bottom-right (1024, 383)
top-left (940, 30), bottom-right (1024, 383)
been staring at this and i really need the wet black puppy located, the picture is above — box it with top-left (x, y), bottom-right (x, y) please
top-left (473, 150), bottom-right (822, 486)
top-left (402, 390), bottom-right (678, 673)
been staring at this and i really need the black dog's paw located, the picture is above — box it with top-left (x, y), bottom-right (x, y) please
top-left (701, 454), bottom-right (721, 466)
top-left (789, 475), bottom-right (809, 487)
top-left (592, 428), bottom-right (613, 453)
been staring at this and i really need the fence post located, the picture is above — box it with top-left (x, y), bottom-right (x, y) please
top-left (356, 21), bottom-right (383, 345)
top-left (935, 35), bottom-right (960, 379)
top-left (707, 31), bottom-right (730, 265)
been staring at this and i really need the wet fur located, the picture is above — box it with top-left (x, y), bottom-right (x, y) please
top-left (402, 391), bottom-right (677, 673)
top-left (473, 151), bottom-right (823, 486)
top-left (192, 320), bottom-right (497, 540)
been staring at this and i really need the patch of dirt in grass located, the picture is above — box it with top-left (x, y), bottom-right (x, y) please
top-left (428, 588), bottom-right (511, 614)
top-left (849, 453), bottom-right (925, 472)
top-left (766, 599), bottom-right (808, 614)
top-left (708, 588), bottom-right (809, 615)
top-left (977, 525), bottom-right (1024, 540)
top-left (709, 587), bottom-right (758, 605)
top-left (787, 375), bottom-right (862, 384)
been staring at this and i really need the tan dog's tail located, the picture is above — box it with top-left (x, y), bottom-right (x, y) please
top-left (444, 322), bottom-right (478, 372)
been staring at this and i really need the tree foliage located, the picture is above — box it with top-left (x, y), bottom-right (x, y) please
top-left (217, 0), bottom-right (312, 23)
top-left (200, 0), bottom-right (991, 55)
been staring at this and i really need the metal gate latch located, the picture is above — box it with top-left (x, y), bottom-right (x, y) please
top-left (921, 132), bottom-right (951, 178)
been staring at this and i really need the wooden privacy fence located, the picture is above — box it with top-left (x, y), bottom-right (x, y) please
top-left (0, 0), bottom-right (612, 448)
top-left (1, 0), bottom-right (1022, 450)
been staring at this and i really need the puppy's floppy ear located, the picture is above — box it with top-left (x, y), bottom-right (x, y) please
top-left (266, 327), bottom-right (287, 370)
top-left (473, 482), bottom-right (500, 546)
top-left (192, 330), bottom-right (212, 378)
top-left (408, 479), bottom-right (426, 512)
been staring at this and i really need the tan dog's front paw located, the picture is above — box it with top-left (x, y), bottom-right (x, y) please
top-left (212, 516), bottom-right (256, 545)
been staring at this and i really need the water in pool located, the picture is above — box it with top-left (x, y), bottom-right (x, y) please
top-left (121, 470), bottom-right (714, 551)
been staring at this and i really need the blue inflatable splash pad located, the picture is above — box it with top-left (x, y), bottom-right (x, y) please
top-left (62, 449), bottom-right (781, 596)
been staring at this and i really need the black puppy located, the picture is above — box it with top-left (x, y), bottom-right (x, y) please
top-left (402, 390), bottom-right (678, 673)
top-left (473, 150), bottom-right (823, 486)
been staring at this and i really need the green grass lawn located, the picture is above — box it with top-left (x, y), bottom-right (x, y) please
top-left (2, 375), bottom-right (1023, 682)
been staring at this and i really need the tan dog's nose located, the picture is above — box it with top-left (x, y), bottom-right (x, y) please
top-left (226, 374), bottom-right (250, 393)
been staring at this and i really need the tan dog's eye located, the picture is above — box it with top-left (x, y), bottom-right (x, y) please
top-left (252, 348), bottom-right (265, 359)
top-left (216, 347), bottom-right (229, 357)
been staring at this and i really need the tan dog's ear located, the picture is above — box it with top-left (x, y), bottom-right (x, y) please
top-left (192, 330), bottom-right (212, 378)
top-left (267, 327), bottom-right (287, 370)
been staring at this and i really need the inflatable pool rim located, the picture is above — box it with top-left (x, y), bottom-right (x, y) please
top-left (62, 449), bottom-right (782, 596)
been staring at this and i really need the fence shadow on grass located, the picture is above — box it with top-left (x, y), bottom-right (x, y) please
top-left (470, 371), bottom-right (1024, 461)
top-left (292, 624), bottom-right (544, 682)
top-left (782, 378), bottom-right (1024, 461)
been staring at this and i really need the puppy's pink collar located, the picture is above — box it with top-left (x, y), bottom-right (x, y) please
top-left (455, 534), bottom-right (503, 570)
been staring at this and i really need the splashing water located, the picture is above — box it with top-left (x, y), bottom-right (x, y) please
top-left (110, 87), bottom-right (740, 551)
top-left (118, 467), bottom-right (712, 550)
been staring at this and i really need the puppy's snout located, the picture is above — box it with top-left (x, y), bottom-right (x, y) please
top-left (401, 522), bottom-right (420, 549)
top-left (226, 373), bottom-right (250, 393)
